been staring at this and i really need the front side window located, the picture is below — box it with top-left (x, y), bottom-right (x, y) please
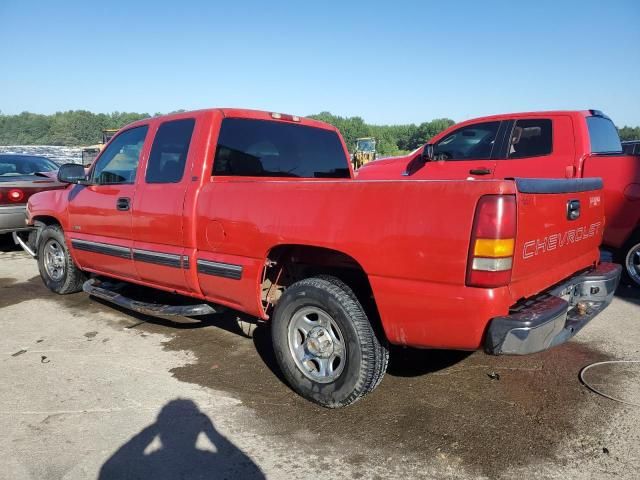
top-left (507, 119), bottom-right (552, 159)
top-left (587, 116), bottom-right (622, 154)
top-left (146, 119), bottom-right (195, 183)
top-left (213, 119), bottom-right (350, 178)
top-left (92, 126), bottom-right (148, 185)
top-left (432, 121), bottom-right (500, 160)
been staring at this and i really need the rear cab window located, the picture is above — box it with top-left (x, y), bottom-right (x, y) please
top-left (586, 116), bottom-right (623, 154)
top-left (507, 119), bottom-right (552, 158)
top-left (146, 119), bottom-right (195, 183)
top-left (213, 119), bottom-right (350, 178)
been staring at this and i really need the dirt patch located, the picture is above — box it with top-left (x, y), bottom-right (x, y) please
top-left (116, 307), bottom-right (616, 478)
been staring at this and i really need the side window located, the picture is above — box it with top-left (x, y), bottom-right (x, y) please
top-left (92, 126), bottom-right (148, 185)
top-left (507, 119), bottom-right (552, 159)
top-left (145, 119), bottom-right (195, 183)
top-left (432, 121), bottom-right (500, 160)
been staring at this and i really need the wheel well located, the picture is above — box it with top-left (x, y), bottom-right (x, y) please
top-left (32, 215), bottom-right (60, 227)
top-left (261, 244), bottom-right (382, 328)
top-left (30, 216), bottom-right (61, 252)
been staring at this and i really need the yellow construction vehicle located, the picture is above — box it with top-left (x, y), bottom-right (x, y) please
top-left (352, 137), bottom-right (377, 169)
top-left (81, 129), bottom-right (119, 166)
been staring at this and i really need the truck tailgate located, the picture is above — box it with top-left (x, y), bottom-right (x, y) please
top-left (509, 178), bottom-right (604, 302)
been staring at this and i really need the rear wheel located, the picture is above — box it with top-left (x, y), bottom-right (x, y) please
top-left (37, 225), bottom-right (86, 294)
top-left (271, 276), bottom-right (388, 408)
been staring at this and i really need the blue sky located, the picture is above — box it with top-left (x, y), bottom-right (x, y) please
top-left (0, 0), bottom-right (638, 125)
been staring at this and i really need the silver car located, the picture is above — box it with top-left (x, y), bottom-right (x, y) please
top-left (0, 154), bottom-right (64, 234)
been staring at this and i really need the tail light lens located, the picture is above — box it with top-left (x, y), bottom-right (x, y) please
top-left (0, 183), bottom-right (64, 206)
top-left (466, 195), bottom-right (516, 288)
top-left (8, 189), bottom-right (25, 202)
top-left (0, 188), bottom-right (26, 205)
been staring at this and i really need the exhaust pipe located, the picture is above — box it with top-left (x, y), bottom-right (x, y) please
top-left (12, 231), bottom-right (37, 258)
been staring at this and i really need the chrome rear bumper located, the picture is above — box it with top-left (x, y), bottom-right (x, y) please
top-left (485, 262), bottom-right (621, 355)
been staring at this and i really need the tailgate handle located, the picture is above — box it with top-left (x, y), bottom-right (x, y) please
top-left (469, 168), bottom-right (491, 176)
top-left (567, 199), bottom-right (580, 220)
top-left (116, 197), bottom-right (130, 211)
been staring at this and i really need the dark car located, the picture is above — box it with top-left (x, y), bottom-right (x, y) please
top-left (0, 155), bottom-right (66, 235)
top-left (622, 140), bottom-right (640, 155)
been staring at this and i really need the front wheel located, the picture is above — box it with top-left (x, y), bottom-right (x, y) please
top-left (37, 225), bottom-right (86, 294)
top-left (271, 276), bottom-right (388, 408)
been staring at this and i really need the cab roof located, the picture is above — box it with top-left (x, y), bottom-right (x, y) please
top-left (122, 108), bottom-right (338, 133)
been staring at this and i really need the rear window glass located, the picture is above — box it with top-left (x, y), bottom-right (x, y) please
top-left (146, 119), bottom-right (195, 183)
top-left (587, 116), bottom-right (622, 154)
top-left (213, 119), bottom-right (350, 178)
top-left (0, 155), bottom-right (58, 176)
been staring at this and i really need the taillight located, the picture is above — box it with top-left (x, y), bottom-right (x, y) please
top-left (0, 188), bottom-right (28, 205)
top-left (466, 195), bottom-right (516, 288)
top-left (8, 189), bottom-right (25, 202)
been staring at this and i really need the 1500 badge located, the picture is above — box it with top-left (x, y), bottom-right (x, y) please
top-left (523, 222), bottom-right (602, 259)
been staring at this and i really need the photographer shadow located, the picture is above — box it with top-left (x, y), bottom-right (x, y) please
top-left (99, 398), bottom-right (264, 480)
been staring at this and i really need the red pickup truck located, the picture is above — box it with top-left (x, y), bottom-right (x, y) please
top-left (20, 108), bottom-right (620, 407)
top-left (358, 110), bottom-right (640, 287)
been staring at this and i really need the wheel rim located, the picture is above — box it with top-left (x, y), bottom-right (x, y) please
top-left (43, 239), bottom-right (66, 282)
top-left (288, 306), bottom-right (346, 384)
top-left (626, 243), bottom-right (640, 286)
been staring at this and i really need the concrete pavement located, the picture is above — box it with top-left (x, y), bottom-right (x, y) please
top-left (1, 245), bottom-right (639, 479)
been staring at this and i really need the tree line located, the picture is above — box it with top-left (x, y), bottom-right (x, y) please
top-left (0, 111), bottom-right (151, 147)
top-left (1, 110), bottom-right (639, 156)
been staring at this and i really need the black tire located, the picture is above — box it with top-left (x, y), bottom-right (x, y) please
top-left (37, 224), bottom-right (86, 294)
top-left (619, 231), bottom-right (640, 287)
top-left (271, 276), bottom-right (389, 408)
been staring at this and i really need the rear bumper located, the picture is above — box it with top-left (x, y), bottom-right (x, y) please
top-left (485, 262), bottom-right (621, 355)
top-left (0, 205), bottom-right (28, 234)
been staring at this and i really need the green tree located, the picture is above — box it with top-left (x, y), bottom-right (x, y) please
top-left (618, 126), bottom-right (640, 142)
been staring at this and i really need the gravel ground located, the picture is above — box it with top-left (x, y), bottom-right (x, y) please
top-left (1, 240), bottom-right (639, 479)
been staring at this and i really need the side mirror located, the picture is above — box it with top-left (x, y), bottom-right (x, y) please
top-left (57, 163), bottom-right (87, 184)
top-left (421, 144), bottom-right (434, 162)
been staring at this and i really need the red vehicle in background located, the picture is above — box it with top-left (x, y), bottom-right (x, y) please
top-left (358, 110), bottom-right (640, 287)
top-left (19, 108), bottom-right (620, 407)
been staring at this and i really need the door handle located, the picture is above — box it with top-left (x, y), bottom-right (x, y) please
top-left (116, 197), bottom-right (130, 211)
top-left (469, 168), bottom-right (491, 176)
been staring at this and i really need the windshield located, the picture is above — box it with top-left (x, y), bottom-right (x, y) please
top-left (0, 155), bottom-right (58, 177)
top-left (356, 139), bottom-right (375, 152)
